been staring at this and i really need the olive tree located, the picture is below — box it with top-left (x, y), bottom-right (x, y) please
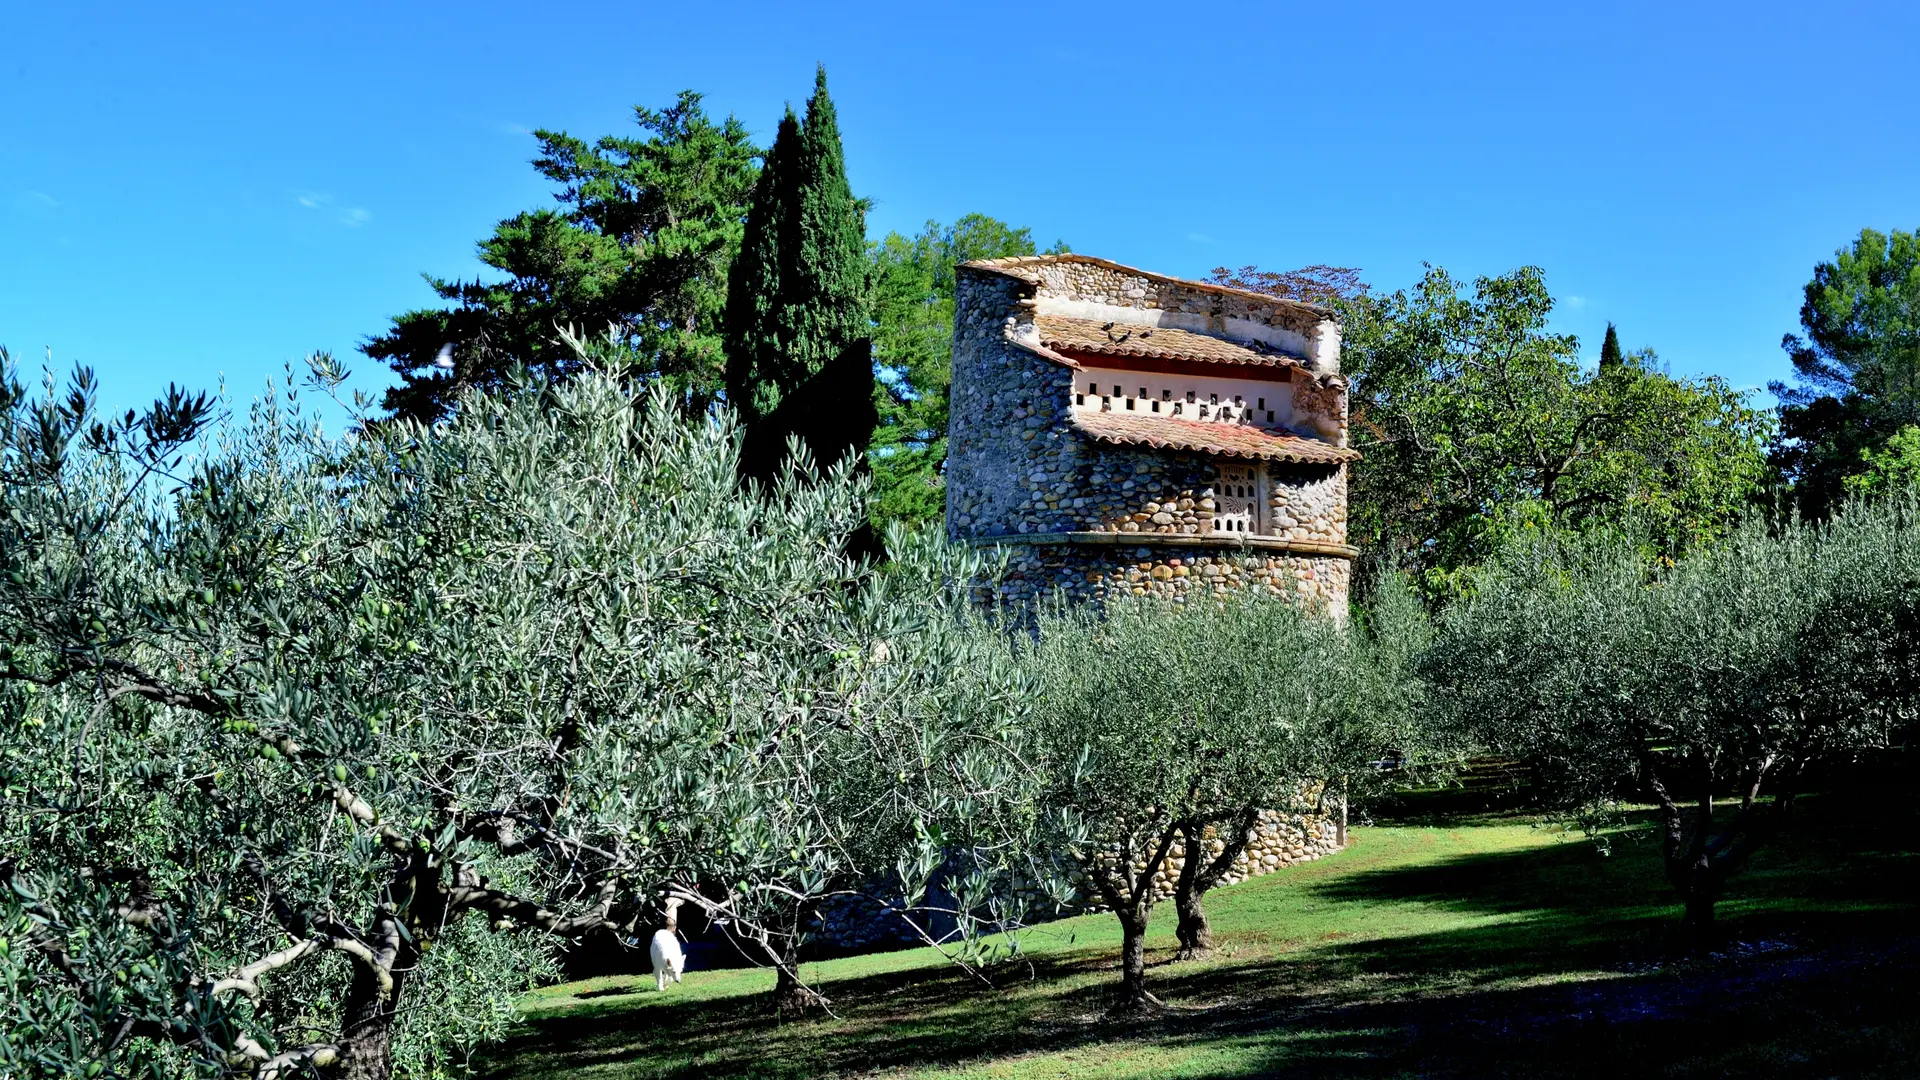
top-left (1428, 499), bottom-right (1920, 951)
top-left (0, 356), bottom-right (1053, 1079)
top-left (1025, 588), bottom-right (1416, 1013)
top-left (1167, 578), bottom-right (1432, 962)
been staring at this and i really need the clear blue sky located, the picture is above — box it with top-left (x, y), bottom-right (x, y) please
top-left (5, 0), bottom-right (1916, 426)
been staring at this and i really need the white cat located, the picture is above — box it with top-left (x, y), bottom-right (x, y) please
top-left (650, 897), bottom-right (685, 992)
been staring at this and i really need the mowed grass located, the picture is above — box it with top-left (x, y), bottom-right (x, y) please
top-left (482, 796), bottom-right (1920, 1080)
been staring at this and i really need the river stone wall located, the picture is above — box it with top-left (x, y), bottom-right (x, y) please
top-left (986, 543), bottom-right (1350, 610)
top-left (808, 806), bottom-right (1345, 950)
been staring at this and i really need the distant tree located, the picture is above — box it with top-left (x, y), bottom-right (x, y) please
top-left (1206, 264), bottom-right (1369, 305)
top-left (1846, 424), bottom-right (1920, 499)
top-left (1599, 322), bottom-right (1625, 371)
top-left (1340, 266), bottom-right (1772, 595)
top-left (0, 357), bottom-right (1059, 1077)
top-left (722, 67), bottom-right (875, 491)
top-left (868, 216), bottom-right (1067, 529)
top-left (364, 92), bottom-right (759, 422)
top-left (1429, 502), bottom-right (1920, 952)
top-left (1026, 593), bottom-right (1414, 1013)
top-left (1770, 227), bottom-right (1920, 519)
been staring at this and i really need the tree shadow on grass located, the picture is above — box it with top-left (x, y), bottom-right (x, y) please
top-left (1315, 795), bottom-right (1920, 975)
top-left (483, 799), bottom-right (1920, 1079)
top-left (486, 926), bottom-right (1920, 1080)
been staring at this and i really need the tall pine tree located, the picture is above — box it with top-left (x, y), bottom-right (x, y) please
top-left (366, 92), bottom-right (758, 422)
top-left (1599, 322), bottom-right (1625, 371)
top-left (722, 66), bottom-right (873, 467)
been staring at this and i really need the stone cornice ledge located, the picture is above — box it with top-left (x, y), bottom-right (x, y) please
top-left (966, 531), bottom-right (1359, 559)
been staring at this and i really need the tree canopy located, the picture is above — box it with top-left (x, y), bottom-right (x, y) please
top-left (1023, 589), bottom-right (1422, 1012)
top-left (1599, 322), bottom-right (1625, 371)
top-left (0, 357), bottom-right (1058, 1079)
top-left (1339, 266), bottom-right (1772, 594)
top-left (719, 68), bottom-right (877, 491)
top-left (1427, 499), bottom-right (1920, 948)
top-left (363, 91), bottom-right (759, 422)
top-left (721, 67), bottom-right (870, 427)
top-left (1770, 227), bottom-right (1920, 518)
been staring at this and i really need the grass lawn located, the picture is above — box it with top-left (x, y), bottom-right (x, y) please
top-left (481, 797), bottom-right (1920, 1079)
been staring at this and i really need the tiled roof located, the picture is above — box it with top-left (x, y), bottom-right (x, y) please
top-left (962, 254), bottom-right (1334, 318)
top-left (1035, 314), bottom-right (1304, 369)
top-left (1072, 411), bottom-right (1359, 464)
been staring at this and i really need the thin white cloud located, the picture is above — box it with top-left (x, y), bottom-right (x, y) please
top-left (1563, 295), bottom-right (1589, 310)
top-left (293, 190), bottom-right (370, 227)
top-left (1186, 231), bottom-right (1216, 245)
top-left (13, 190), bottom-right (60, 215)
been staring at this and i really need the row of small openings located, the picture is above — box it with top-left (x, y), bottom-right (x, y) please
top-left (1071, 382), bottom-right (1277, 422)
top-left (1218, 517), bottom-right (1253, 533)
top-left (1222, 482), bottom-right (1257, 499)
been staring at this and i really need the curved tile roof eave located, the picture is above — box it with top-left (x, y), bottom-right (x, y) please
top-left (1035, 314), bottom-right (1307, 370)
top-left (1071, 412), bottom-right (1360, 465)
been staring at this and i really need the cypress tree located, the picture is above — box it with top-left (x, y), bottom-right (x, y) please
top-left (722, 66), bottom-right (872, 428)
top-left (723, 108), bottom-right (799, 423)
top-left (1599, 322), bottom-right (1625, 372)
top-left (723, 70), bottom-right (884, 976)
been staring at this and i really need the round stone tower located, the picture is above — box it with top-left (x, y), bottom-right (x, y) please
top-left (944, 254), bottom-right (1357, 613)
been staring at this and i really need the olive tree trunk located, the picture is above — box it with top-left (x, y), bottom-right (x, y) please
top-left (1172, 807), bottom-right (1261, 961)
top-left (768, 907), bottom-right (829, 1015)
top-left (335, 960), bottom-right (411, 1080)
top-left (1648, 759), bottom-right (1795, 956)
top-left (1087, 822), bottom-right (1181, 1016)
top-left (1114, 905), bottom-right (1158, 1015)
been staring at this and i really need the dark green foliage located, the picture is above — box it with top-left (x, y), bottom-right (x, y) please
top-left (869, 216), bottom-right (1066, 529)
top-left (365, 92), bottom-right (758, 422)
top-left (1339, 266), bottom-right (1771, 596)
top-left (1599, 322), bottom-right (1625, 371)
top-left (1770, 227), bottom-right (1920, 519)
top-left (736, 336), bottom-right (878, 485)
top-left (722, 68), bottom-right (871, 428)
top-left (722, 108), bottom-right (800, 424)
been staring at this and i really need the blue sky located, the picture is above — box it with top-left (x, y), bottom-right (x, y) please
top-left (4, 0), bottom-right (1916, 427)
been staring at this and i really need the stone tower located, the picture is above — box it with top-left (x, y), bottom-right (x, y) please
top-left (945, 254), bottom-right (1357, 612)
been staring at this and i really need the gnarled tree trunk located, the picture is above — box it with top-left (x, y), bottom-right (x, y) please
top-left (1171, 807), bottom-right (1260, 962)
top-left (768, 909), bottom-right (828, 1016)
top-left (1088, 822), bottom-right (1180, 1016)
top-left (1649, 758), bottom-right (1796, 957)
top-left (1172, 873), bottom-right (1211, 960)
top-left (1113, 905), bottom-right (1163, 1016)
top-left (334, 950), bottom-right (413, 1080)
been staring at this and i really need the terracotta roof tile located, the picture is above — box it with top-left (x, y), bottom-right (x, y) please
top-left (1072, 411), bottom-right (1359, 464)
top-left (1035, 314), bottom-right (1304, 369)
